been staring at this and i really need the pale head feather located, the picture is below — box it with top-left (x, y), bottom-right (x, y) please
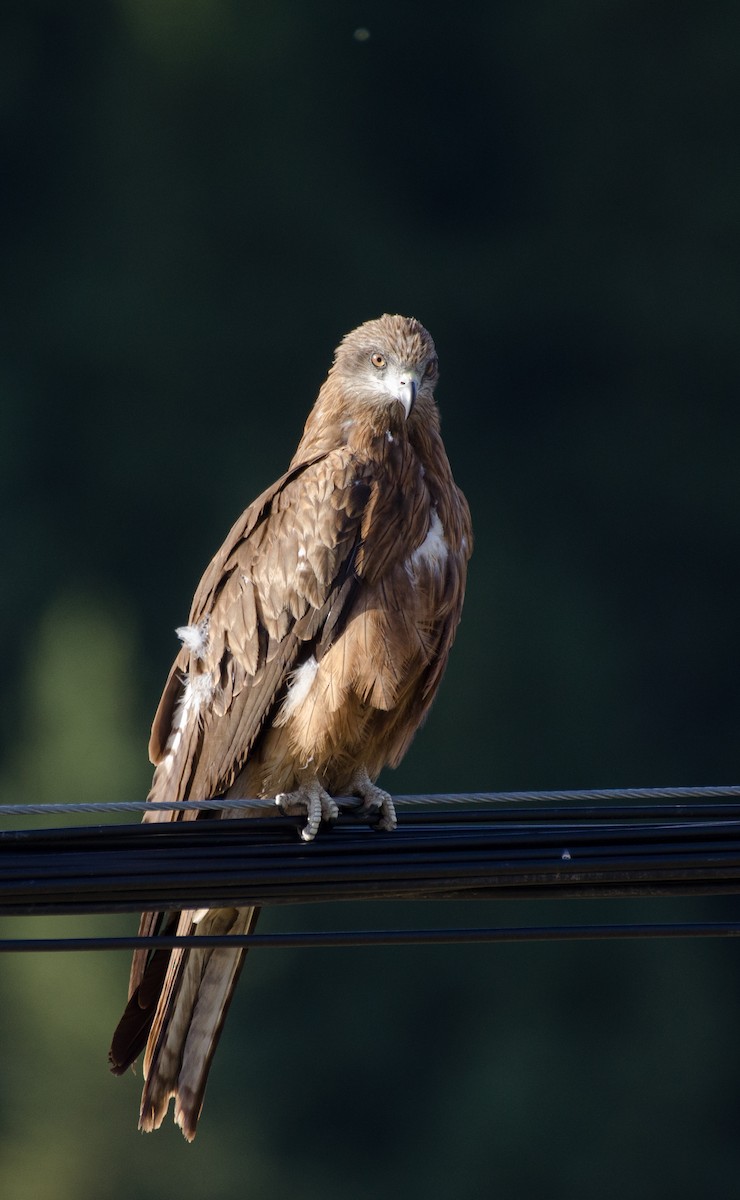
top-left (329, 314), bottom-right (439, 409)
top-left (292, 314), bottom-right (442, 465)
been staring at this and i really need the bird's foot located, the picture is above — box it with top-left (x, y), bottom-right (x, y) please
top-left (349, 770), bottom-right (397, 832)
top-left (276, 781), bottom-right (339, 842)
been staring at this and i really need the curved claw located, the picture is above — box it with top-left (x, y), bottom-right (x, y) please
top-left (276, 782), bottom-right (339, 842)
top-left (349, 771), bottom-right (397, 832)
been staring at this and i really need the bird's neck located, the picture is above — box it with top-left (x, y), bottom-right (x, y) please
top-left (291, 381), bottom-right (440, 465)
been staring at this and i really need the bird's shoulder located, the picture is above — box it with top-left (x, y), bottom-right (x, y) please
top-left (191, 447), bottom-right (372, 614)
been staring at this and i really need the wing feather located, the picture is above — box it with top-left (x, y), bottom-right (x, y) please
top-left (145, 448), bottom-right (372, 810)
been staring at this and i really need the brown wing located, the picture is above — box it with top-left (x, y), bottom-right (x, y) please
top-left (372, 469), bottom-right (473, 767)
top-left (146, 447), bottom-right (371, 806)
top-left (147, 454), bottom-right (323, 767)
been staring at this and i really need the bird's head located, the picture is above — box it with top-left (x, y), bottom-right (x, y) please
top-left (330, 314), bottom-right (439, 421)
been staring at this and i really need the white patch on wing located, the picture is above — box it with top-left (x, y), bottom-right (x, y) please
top-left (176, 617), bottom-right (210, 660)
top-left (406, 508), bottom-right (448, 579)
top-left (280, 655), bottom-right (319, 719)
top-left (161, 670), bottom-right (215, 774)
top-left (185, 671), bottom-right (216, 709)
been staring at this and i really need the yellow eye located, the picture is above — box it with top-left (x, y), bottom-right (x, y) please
top-left (424, 357), bottom-right (438, 377)
top-left (371, 352), bottom-right (386, 369)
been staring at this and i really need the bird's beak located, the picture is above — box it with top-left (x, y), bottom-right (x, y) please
top-left (396, 377), bottom-right (417, 418)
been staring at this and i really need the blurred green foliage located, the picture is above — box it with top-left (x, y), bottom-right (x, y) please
top-left (2, 1), bottom-right (740, 1196)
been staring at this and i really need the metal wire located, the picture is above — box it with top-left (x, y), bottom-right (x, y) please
top-left (1, 784), bottom-right (739, 818)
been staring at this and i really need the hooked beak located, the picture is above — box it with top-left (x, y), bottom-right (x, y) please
top-left (395, 377), bottom-right (417, 418)
top-left (379, 365), bottom-right (420, 418)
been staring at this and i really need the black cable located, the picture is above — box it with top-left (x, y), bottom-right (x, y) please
top-left (3, 921), bottom-right (740, 954)
top-left (3, 806), bottom-right (740, 917)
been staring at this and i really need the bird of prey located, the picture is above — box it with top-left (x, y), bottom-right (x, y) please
top-left (109, 313), bottom-right (472, 1140)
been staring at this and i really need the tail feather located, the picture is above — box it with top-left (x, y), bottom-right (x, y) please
top-left (109, 912), bottom-right (180, 1075)
top-left (138, 906), bottom-right (259, 1140)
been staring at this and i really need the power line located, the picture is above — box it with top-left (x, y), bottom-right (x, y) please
top-left (1, 784), bottom-right (740, 818)
top-left (3, 792), bottom-right (740, 951)
top-left (3, 802), bottom-right (740, 911)
top-left (4, 922), bottom-right (740, 954)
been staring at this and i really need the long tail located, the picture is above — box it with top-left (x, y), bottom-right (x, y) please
top-left (110, 905), bottom-right (259, 1141)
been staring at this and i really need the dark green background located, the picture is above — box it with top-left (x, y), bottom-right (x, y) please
top-left (2, 2), bottom-right (740, 1197)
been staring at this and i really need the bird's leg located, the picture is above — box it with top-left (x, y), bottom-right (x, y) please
top-left (276, 779), bottom-right (339, 842)
top-left (349, 768), bottom-right (397, 832)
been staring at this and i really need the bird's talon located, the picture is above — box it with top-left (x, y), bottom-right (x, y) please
top-left (376, 805), bottom-right (397, 832)
top-left (350, 773), bottom-right (397, 833)
top-left (276, 784), bottom-right (338, 841)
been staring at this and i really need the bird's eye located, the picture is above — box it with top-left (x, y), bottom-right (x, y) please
top-left (424, 357), bottom-right (438, 377)
top-left (371, 352), bottom-right (386, 369)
